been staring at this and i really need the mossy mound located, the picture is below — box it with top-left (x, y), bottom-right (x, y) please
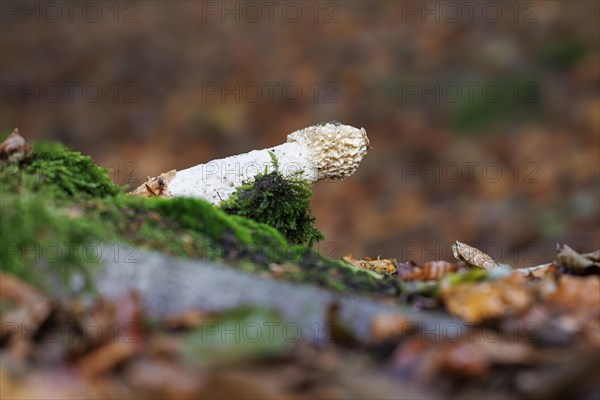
top-left (0, 192), bottom-right (107, 291)
top-left (1, 149), bottom-right (121, 199)
top-left (0, 141), bottom-right (400, 296)
top-left (221, 152), bottom-right (324, 246)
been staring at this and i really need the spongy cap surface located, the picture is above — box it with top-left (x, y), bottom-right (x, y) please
top-left (286, 123), bottom-right (369, 180)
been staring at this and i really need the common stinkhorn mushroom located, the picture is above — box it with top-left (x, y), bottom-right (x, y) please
top-left (132, 122), bottom-right (370, 204)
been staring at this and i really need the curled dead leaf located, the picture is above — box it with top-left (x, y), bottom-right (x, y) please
top-left (555, 244), bottom-right (600, 275)
top-left (582, 249), bottom-right (600, 262)
top-left (0, 128), bottom-right (32, 164)
top-left (452, 241), bottom-right (497, 269)
top-left (130, 169), bottom-right (177, 197)
top-left (342, 254), bottom-right (396, 275)
top-left (516, 263), bottom-right (556, 278)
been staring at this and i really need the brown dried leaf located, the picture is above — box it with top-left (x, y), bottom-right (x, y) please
top-left (516, 263), bottom-right (556, 278)
top-left (342, 254), bottom-right (396, 275)
top-left (342, 253), bottom-right (364, 268)
top-left (555, 244), bottom-right (600, 274)
top-left (0, 128), bottom-right (32, 163)
top-left (582, 249), bottom-right (600, 262)
top-left (452, 241), bottom-right (497, 269)
top-left (0, 274), bottom-right (51, 341)
top-left (130, 169), bottom-right (177, 197)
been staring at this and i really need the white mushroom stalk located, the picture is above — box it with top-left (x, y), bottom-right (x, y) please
top-left (132, 122), bottom-right (369, 204)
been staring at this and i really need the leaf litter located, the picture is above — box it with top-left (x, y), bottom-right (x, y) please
top-left (2, 241), bottom-right (598, 398)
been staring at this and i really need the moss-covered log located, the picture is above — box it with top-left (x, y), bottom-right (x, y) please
top-left (0, 135), bottom-right (399, 296)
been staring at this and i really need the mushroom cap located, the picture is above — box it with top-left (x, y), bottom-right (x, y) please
top-left (286, 122), bottom-right (369, 180)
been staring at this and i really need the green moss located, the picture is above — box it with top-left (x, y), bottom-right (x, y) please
top-left (1, 141), bottom-right (398, 298)
top-left (220, 153), bottom-right (324, 246)
top-left (1, 147), bottom-right (119, 290)
top-left (0, 150), bottom-right (122, 200)
top-left (0, 192), bottom-right (108, 291)
top-left (30, 141), bottom-right (68, 154)
top-left (94, 195), bottom-right (289, 264)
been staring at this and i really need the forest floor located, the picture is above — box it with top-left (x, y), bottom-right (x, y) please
top-left (1, 133), bottom-right (599, 399)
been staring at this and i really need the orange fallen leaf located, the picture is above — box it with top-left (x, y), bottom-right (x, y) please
top-left (342, 254), bottom-right (396, 275)
top-left (545, 275), bottom-right (600, 312)
top-left (441, 273), bottom-right (531, 323)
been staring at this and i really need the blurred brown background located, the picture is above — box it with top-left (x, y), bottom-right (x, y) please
top-left (1, 1), bottom-right (598, 266)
